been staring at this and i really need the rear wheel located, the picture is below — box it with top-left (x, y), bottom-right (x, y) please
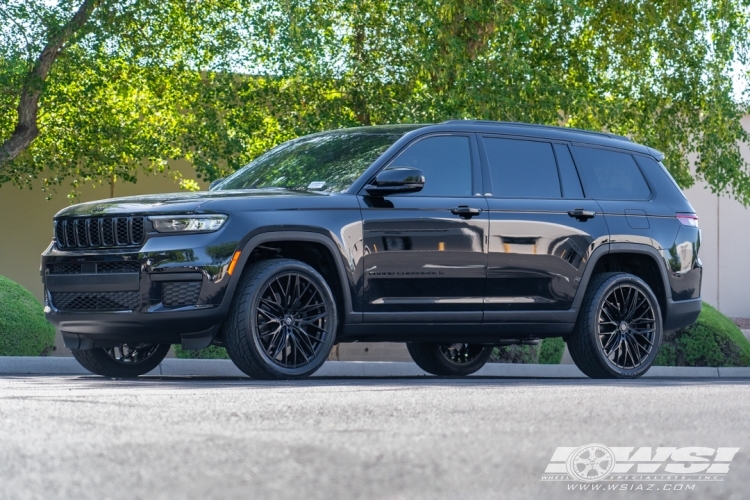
top-left (568, 272), bottom-right (662, 379)
top-left (406, 342), bottom-right (491, 376)
top-left (224, 259), bottom-right (337, 380)
top-left (71, 343), bottom-right (170, 377)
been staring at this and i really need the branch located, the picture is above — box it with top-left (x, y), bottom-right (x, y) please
top-left (0, 0), bottom-right (101, 170)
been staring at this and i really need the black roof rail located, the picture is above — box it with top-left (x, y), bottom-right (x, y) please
top-left (441, 120), bottom-right (632, 142)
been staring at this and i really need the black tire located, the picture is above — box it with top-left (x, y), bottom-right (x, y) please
top-left (71, 344), bottom-right (170, 377)
top-left (568, 272), bottom-right (663, 379)
top-left (224, 259), bottom-right (337, 380)
top-left (406, 342), bottom-right (492, 376)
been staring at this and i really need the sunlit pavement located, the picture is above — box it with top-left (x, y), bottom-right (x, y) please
top-left (1, 376), bottom-right (748, 500)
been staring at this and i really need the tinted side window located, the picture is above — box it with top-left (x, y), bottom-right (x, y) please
top-left (387, 136), bottom-right (472, 197)
top-left (483, 138), bottom-right (561, 198)
top-left (573, 146), bottom-right (651, 200)
top-left (553, 144), bottom-right (584, 199)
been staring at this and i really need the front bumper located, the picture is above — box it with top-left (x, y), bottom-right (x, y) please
top-left (41, 228), bottom-right (242, 349)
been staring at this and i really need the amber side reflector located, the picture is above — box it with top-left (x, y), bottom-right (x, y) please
top-left (227, 251), bottom-right (241, 275)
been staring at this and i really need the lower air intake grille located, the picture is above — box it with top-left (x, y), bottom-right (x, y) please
top-left (47, 261), bottom-right (141, 274)
top-left (51, 292), bottom-right (140, 311)
top-left (97, 261), bottom-right (140, 273)
top-left (162, 282), bottom-right (201, 307)
top-left (48, 263), bottom-right (82, 275)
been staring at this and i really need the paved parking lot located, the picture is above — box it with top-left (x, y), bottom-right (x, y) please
top-left (1, 376), bottom-right (749, 500)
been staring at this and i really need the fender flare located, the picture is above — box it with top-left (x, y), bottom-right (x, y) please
top-left (224, 229), bottom-right (357, 322)
top-left (572, 242), bottom-right (672, 311)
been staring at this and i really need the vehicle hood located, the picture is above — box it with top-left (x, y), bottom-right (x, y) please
top-left (55, 189), bottom-right (328, 217)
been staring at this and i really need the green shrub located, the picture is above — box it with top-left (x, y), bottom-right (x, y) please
top-left (654, 303), bottom-right (750, 367)
top-left (174, 344), bottom-right (229, 359)
top-left (538, 337), bottom-right (566, 364)
top-left (489, 338), bottom-right (566, 364)
top-left (0, 276), bottom-right (55, 356)
top-left (490, 344), bottom-right (540, 363)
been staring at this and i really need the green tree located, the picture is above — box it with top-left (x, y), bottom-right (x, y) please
top-left (2, 1), bottom-right (750, 203)
top-left (0, 0), bottom-right (245, 196)
top-left (247, 0), bottom-right (750, 202)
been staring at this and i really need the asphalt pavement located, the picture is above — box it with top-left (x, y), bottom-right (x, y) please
top-left (1, 375), bottom-right (749, 500)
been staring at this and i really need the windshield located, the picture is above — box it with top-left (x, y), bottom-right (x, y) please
top-left (217, 129), bottom-right (411, 193)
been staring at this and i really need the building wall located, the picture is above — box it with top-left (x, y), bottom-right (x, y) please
top-left (682, 115), bottom-right (750, 318)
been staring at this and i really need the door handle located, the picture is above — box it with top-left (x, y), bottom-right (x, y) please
top-left (567, 208), bottom-right (596, 221)
top-left (451, 206), bottom-right (482, 219)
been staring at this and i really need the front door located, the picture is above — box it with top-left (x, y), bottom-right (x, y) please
top-left (479, 136), bottom-right (610, 318)
top-left (359, 134), bottom-right (488, 322)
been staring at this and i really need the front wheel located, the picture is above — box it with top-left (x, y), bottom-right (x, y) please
top-left (406, 343), bottom-right (492, 376)
top-left (567, 272), bottom-right (662, 379)
top-left (71, 344), bottom-right (170, 377)
top-left (224, 259), bottom-right (337, 380)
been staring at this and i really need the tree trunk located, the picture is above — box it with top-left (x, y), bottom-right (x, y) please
top-left (0, 0), bottom-right (100, 170)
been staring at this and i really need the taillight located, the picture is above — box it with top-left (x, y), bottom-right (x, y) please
top-left (676, 213), bottom-right (699, 227)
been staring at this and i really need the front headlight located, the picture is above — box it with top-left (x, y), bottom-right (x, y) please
top-left (149, 215), bottom-right (228, 233)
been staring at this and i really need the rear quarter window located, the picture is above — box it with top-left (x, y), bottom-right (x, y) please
top-left (572, 146), bottom-right (651, 200)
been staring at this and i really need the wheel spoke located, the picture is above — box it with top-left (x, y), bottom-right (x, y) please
top-left (257, 307), bottom-right (280, 323)
top-left (602, 332), bottom-right (619, 355)
top-left (300, 311), bottom-right (328, 324)
top-left (292, 325), bottom-right (317, 353)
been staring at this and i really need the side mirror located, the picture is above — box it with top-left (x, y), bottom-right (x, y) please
top-left (365, 168), bottom-right (425, 197)
top-left (209, 178), bottom-right (225, 191)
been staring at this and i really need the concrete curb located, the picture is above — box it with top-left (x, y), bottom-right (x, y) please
top-left (2, 356), bottom-right (750, 378)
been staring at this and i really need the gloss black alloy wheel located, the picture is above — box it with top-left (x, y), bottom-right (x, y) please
top-left (255, 272), bottom-right (330, 369)
top-left (438, 343), bottom-right (488, 365)
top-left (567, 272), bottom-right (663, 379)
top-left (225, 259), bottom-right (337, 379)
top-left (597, 285), bottom-right (656, 370)
top-left (104, 344), bottom-right (162, 364)
top-left (407, 342), bottom-right (492, 376)
top-left (71, 343), bottom-right (170, 378)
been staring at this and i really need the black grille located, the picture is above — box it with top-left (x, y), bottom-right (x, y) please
top-left (89, 220), bottom-right (101, 246)
top-left (97, 261), bottom-right (140, 273)
top-left (162, 282), bottom-right (201, 307)
top-left (55, 217), bottom-right (145, 249)
top-left (47, 261), bottom-right (141, 274)
top-left (131, 218), bottom-right (144, 243)
top-left (55, 222), bottom-right (66, 248)
top-left (50, 291), bottom-right (140, 311)
top-left (102, 218), bottom-right (114, 246)
top-left (48, 263), bottom-right (82, 275)
top-left (116, 218), bottom-right (129, 245)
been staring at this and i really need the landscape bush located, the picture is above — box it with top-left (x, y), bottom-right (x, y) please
top-left (0, 276), bottom-right (55, 356)
top-left (489, 337), bottom-right (567, 364)
top-left (174, 345), bottom-right (229, 359)
top-left (655, 303), bottom-right (750, 367)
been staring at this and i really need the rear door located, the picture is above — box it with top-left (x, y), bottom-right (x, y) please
top-left (480, 136), bottom-right (610, 318)
top-left (570, 145), bottom-right (657, 245)
top-left (359, 134), bottom-right (488, 322)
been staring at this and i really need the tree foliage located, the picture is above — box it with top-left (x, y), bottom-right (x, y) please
top-left (1, 0), bottom-right (749, 202)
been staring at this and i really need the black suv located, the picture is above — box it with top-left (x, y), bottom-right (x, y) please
top-left (41, 121), bottom-right (702, 379)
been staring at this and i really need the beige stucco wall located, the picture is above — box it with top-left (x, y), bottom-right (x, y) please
top-left (682, 114), bottom-right (750, 318)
